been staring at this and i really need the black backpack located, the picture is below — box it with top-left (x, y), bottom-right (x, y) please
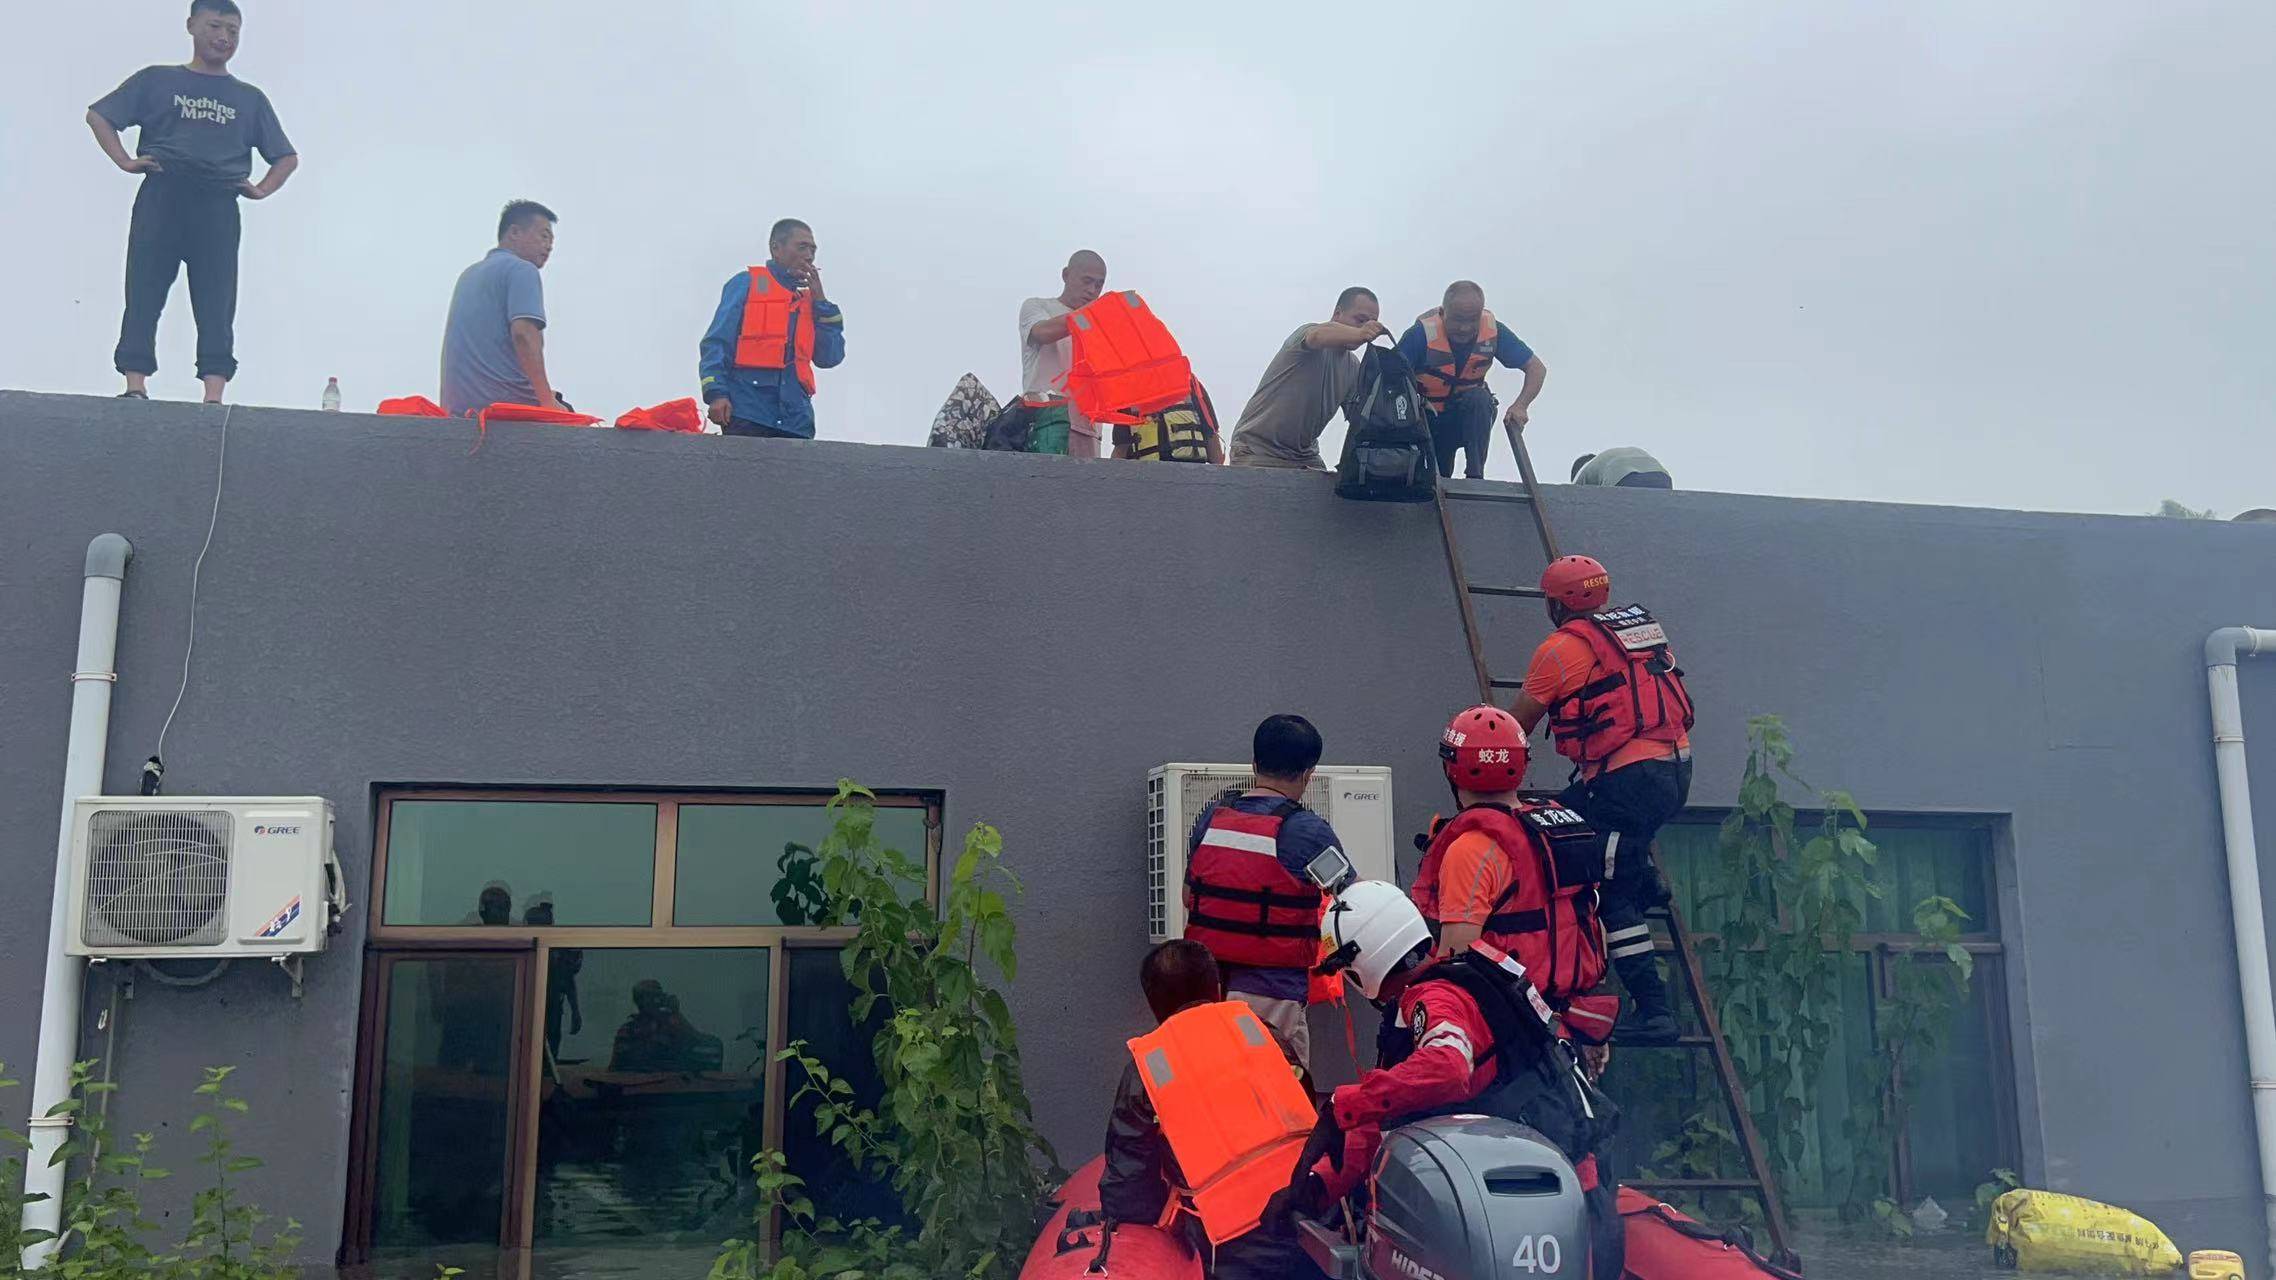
top-left (1335, 342), bottom-right (1437, 502)
top-left (981, 397), bottom-right (1039, 452)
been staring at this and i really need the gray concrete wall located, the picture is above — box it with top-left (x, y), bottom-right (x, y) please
top-left (3, 390), bottom-right (2274, 1266)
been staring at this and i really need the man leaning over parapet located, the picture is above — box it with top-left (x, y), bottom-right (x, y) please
top-left (1396, 281), bottom-right (1546, 480)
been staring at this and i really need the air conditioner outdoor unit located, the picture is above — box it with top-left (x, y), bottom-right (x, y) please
top-left (65, 796), bottom-right (345, 960)
top-left (1145, 764), bottom-right (1396, 944)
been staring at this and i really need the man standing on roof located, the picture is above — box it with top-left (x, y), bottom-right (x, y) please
top-left (441, 200), bottom-right (567, 417)
top-left (1396, 281), bottom-right (1546, 480)
top-left (88, 0), bottom-right (298, 405)
top-left (1182, 714), bottom-right (1347, 1071)
top-left (1510, 555), bottom-right (1696, 1045)
top-left (1018, 250), bottom-right (1107, 459)
top-left (702, 218), bottom-right (845, 439)
top-left (1226, 287), bottom-right (1391, 470)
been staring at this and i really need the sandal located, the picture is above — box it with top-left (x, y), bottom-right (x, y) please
top-left (117, 389), bottom-right (149, 399)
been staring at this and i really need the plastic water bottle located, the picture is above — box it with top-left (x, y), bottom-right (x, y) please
top-left (321, 377), bottom-right (342, 412)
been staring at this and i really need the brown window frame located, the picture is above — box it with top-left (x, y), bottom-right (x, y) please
top-left (342, 787), bottom-right (942, 1270)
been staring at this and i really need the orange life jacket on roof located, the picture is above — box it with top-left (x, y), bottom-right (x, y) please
top-left (1413, 307), bottom-right (1499, 412)
top-left (1547, 604), bottom-right (1696, 771)
top-left (1065, 291), bottom-right (1194, 426)
top-left (1183, 798), bottom-right (1327, 972)
top-left (733, 267), bottom-right (817, 395)
top-left (1410, 800), bottom-right (1607, 1000)
top-left (1126, 1001), bottom-right (1317, 1245)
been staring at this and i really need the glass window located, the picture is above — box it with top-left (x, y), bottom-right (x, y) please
top-left (1899, 955), bottom-right (2009, 1200)
top-left (385, 801), bottom-right (657, 927)
top-left (674, 803), bottom-right (929, 927)
top-left (371, 955), bottom-right (519, 1255)
top-left (534, 948), bottom-right (770, 1266)
top-left (783, 947), bottom-right (899, 1225)
top-left (1630, 815), bottom-right (2008, 1209)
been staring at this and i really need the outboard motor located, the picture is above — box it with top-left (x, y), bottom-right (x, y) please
top-left (1301, 1115), bottom-right (1589, 1280)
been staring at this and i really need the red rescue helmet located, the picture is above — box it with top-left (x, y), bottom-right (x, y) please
top-left (1440, 705), bottom-right (1528, 790)
top-left (1541, 555), bottom-right (1612, 612)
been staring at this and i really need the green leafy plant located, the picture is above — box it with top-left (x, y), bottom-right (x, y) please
top-left (1970, 1168), bottom-right (2022, 1231)
top-left (1696, 717), bottom-right (1976, 1228)
top-left (1842, 897), bottom-right (1975, 1228)
top-left (36, 1062), bottom-right (173, 1280)
top-left (770, 842), bottom-right (827, 927)
top-left (1701, 716), bottom-right (1885, 1200)
top-left (178, 1067), bottom-right (299, 1280)
top-left (0, 1061), bottom-right (306, 1280)
top-left (1637, 1110), bottom-right (1760, 1227)
top-left (716, 781), bottom-right (1055, 1280)
top-left (1, 1064), bottom-right (28, 1276)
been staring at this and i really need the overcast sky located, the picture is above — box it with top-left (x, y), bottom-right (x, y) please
top-left (5, 1), bottom-right (2269, 515)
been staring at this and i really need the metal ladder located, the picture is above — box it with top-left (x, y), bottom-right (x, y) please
top-left (1430, 424), bottom-right (1797, 1263)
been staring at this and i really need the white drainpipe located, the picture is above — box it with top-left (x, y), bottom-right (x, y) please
top-left (2207, 625), bottom-right (2276, 1279)
top-left (22, 534), bottom-right (133, 1269)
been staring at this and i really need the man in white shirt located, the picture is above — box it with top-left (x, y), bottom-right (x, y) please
top-left (1018, 249), bottom-right (1107, 458)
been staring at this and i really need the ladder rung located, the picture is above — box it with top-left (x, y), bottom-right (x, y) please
top-left (1628, 1178), bottom-right (1770, 1192)
top-left (1465, 584), bottom-right (1547, 599)
top-left (1441, 485), bottom-right (1534, 505)
top-left (1487, 678), bottom-right (1525, 691)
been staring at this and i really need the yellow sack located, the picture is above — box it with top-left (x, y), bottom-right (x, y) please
top-left (1985, 1189), bottom-right (2182, 1275)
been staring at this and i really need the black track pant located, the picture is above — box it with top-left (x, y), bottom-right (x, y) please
top-left (1426, 385), bottom-right (1498, 479)
top-left (1559, 755), bottom-right (1694, 944)
top-left (115, 176), bottom-right (242, 381)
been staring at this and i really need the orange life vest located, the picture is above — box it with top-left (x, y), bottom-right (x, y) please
top-left (1065, 291), bottom-right (1194, 426)
top-left (1413, 307), bottom-right (1499, 412)
top-left (1547, 603), bottom-right (1695, 771)
top-left (733, 267), bottom-right (817, 395)
top-left (1126, 1002), bottom-right (1317, 1245)
top-left (1410, 801), bottom-right (1607, 1000)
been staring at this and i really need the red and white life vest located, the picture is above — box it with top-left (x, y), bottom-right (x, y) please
top-left (1183, 798), bottom-right (1326, 971)
top-left (1410, 801), bottom-right (1607, 1000)
top-left (1547, 603), bottom-right (1695, 771)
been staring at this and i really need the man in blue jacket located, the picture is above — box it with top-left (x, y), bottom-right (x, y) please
top-left (700, 218), bottom-right (845, 438)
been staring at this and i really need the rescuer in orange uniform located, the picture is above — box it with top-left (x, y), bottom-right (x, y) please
top-left (1510, 555), bottom-right (1696, 1044)
top-left (1098, 939), bottom-right (1327, 1280)
top-left (699, 217), bottom-right (845, 439)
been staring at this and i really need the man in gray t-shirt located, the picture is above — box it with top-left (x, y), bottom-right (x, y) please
top-left (86, 0), bottom-right (298, 402)
top-left (1227, 287), bottom-right (1390, 470)
top-left (441, 201), bottom-right (567, 416)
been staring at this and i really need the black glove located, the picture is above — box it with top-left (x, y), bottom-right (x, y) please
top-left (1294, 1105), bottom-right (1346, 1176)
top-left (1261, 1172), bottom-right (1324, 1234)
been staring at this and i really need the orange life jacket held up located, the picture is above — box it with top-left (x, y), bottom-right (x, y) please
top-left (1547, 604), bottom-right (1695, 771)
top-left (733, 267), bottom-right (817, 395)
top-left (1410, 801), bottom-right (1607, 999)
top-left (1126, 1002), bottom-right (1317, 1245)
top-left (1065, 291), bottom-right (1194, 425)
top-left (1413, 307), bottom-right (1499, 412)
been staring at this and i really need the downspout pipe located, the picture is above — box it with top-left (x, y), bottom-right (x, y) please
top-left (21, 534), bottom-right (133, 1269)
top-left (2207, 625), bottom-right (2276, 1278)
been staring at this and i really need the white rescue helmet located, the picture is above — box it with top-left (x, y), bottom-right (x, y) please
top-left (1320, 880), bottom-right (1433, 1002)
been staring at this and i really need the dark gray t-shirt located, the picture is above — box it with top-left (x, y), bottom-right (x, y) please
top-left (91, 65), bottom-right (293, 185)
top-left (440, 249), bottom-right (548, 415)
top-left (1227, 324), bottom-right (1360, 469)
